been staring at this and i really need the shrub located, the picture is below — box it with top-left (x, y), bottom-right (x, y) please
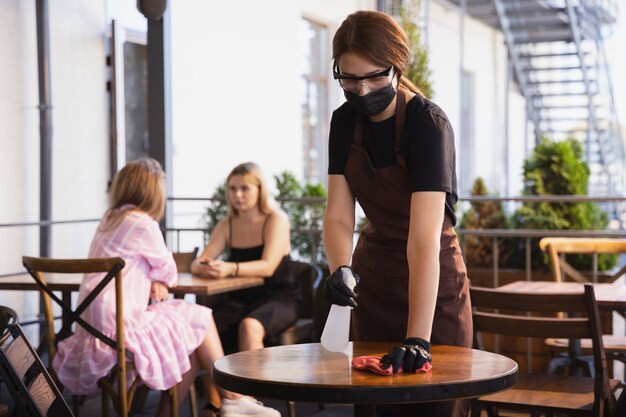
top-left (509, 138), bottom-right (613, 270)
top-left (459, 178), bottom-right (512, 268)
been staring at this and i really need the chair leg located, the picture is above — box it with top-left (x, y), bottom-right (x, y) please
top-left (286, 400), bottom-right (297, 417)
top-left (71, 395), bottom-right (82, 416)
top-left (169, 386), bottom-right (179, 417)
top-left (101, 391), bottom-right (109, 417)
top-left (469, 399), bottom-right (480, 417)
top-left (203, 376), bottom-right (222, 411)
top-left (189, 383), bottom-right (199, 417)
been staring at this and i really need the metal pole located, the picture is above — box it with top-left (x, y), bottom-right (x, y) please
top-left (143, 2), bottom-right (172, 236)
top-left (504, 57), bottom-right (511, 199)
top-left (36, 0), bottom-right (52, 258)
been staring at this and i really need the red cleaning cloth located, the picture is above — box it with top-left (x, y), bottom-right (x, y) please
top-left (351, 355), bottom-right (432, 375)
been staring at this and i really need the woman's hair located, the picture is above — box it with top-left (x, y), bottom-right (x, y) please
top-left (103, 158), bottom-right (166, 229)
top-left (332, 10), bottom-right (422, 95)
top-left (226, 162), bottom-right (274, 217)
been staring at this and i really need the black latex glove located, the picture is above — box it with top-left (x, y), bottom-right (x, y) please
top-left (380, 337), bottom-right (432, 374)
top-left (323, 265), bottom-right (360, 308)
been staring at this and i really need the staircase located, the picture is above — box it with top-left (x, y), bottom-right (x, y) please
top-left (446, 0), bottom-right (625, 220)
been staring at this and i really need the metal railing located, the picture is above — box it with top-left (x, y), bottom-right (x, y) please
top-left (3, 195), bottom-right (625, 282)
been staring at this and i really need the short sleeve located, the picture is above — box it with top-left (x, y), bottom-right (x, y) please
top-left (405, 110), bottom-right (456, 195)
top-left (140, 220), bottom-right (178, 287)
top-left (328, 104), bottom-right (356, 175)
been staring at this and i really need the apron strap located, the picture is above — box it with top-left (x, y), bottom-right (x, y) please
top-left (354, 87), bottom-right (409, 156)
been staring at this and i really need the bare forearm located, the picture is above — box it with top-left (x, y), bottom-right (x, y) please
top-left (323, 217), bottom-right (355, 271)
top-left (406, 244), bottom-right (440, 341)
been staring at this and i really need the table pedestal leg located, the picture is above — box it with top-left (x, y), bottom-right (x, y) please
top-left (354, 404), bottom-right (376, 417)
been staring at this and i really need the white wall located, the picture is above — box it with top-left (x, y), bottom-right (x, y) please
top-left (170, 0), bottom-right (302, 199)
top-left (167, 0), bottom-right (375, 250)
top-left (0, 0), bottom-right (108, 318)
top-left (0, 0), bottom-right (544, 313)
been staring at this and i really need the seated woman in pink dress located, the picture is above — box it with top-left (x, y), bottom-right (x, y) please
top-left (53, 158), bottom-right (279, 417)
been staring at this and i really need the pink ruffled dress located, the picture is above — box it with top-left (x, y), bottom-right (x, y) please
top-left (53, 207), bottom-right (212, 395)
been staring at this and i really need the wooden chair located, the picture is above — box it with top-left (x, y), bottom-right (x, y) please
top-left (0, 306), bottom-right (19, 417)
top-left (539, 237), bottom-right (626, 375)
top-left (172, 247), bottom-right (199, 273)
top-left (22, 256), bottom-right (180, 417)
top-left (539, 237), bottom-right (626, 284)
top-left (0, 323), bottom-right (74, 417)
top-left (0, 305), bottom-right (18, 346)
top-left (278, 261), bottom-right (323, 346)
top-left (470, 284), bottom-right (623, 417)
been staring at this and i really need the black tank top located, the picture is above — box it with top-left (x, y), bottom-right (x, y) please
top-left (226, 215), bottom-right (300, 302)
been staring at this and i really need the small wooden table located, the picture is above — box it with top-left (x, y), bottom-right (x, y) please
top-left (0, 273), bottom-right (263, 327)
top-left (213, 342), bottom-right (518, 417)
top-left (496, 280), bottom-right (626, 376)
top-left (497, 280), bottom-right (626, 316)
top-left (0, 272), bottom-right (263, 297)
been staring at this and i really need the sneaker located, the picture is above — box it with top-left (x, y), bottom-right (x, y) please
top-left (220, 397), bottom-right (281, 417)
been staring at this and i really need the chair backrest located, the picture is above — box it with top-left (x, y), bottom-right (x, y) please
top-left (21, 256), bottom-right (130, 417)
top-left (539, 237), bottom-right (626, 283)
top-left (172, 247), bottom-right (199, 273)
top-left (0, 305), bottom-right (18, 345)
top-left (0, 323), bottom-right (74, 417)
top-left (470, 284), bottom-right (615, 417)
top-left (291, 261), bottom-right (323, 320)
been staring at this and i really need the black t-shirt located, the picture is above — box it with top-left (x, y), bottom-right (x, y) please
top-left (328, 94), bottom-right (458, 224)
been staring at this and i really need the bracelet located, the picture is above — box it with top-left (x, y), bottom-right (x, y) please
top-left (231, 262), bottom-right (239, 278)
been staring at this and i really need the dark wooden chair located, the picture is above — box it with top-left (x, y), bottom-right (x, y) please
top-left (22, 256), bottom-right (180, 417)
top-left (539, 237), bottom-right (626, 375)
top-left (0, 323), bottom-right (74, 417)
top-left (470, 284), bottom-right (623, 417)
top-left (0, 306), bottom-right (19, 417)
top-left (0, 305), bottom-right (18, 346)
top-left (173, 247), bottom-right (199, 273)
top-left (278, 260), bottom-right (323, 346)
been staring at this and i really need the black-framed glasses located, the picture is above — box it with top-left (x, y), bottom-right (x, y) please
top-left (333, 65), bottom-right (394, 93)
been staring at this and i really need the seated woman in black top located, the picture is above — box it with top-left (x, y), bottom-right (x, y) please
top-left (191, 162), bottom-right (300, 353)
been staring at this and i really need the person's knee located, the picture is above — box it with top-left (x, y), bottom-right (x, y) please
top-left (238, 317), bottom-right (264, 338)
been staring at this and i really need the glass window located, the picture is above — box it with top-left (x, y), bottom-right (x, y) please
top-left (300, 19), bottom-right (329, 184)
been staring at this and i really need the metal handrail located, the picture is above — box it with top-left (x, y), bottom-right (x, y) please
top-left (0, 218), bottom-right (100, 229)
top-left (4, 196), bottom-right (625, 285)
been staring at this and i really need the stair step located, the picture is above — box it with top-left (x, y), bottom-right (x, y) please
top-left (519, 51), bottom-right (581, 59)
top-left (513, 31), bottom-right (575, 44)
top-left (509, 15), bottom-right (569, 28)
top-left (521, 65), bottom-right (590, 72)
top-left (527, 79), bottom-right (587, 85)
top-left (538, 104), bottom-right (597, 109)
top-left (530, 92), bottom-right (591, 97)
top-left (467, 1), bottom-right (560, 16)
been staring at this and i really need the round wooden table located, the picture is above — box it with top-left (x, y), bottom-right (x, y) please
top-left (214, 342), bottom-right (518, 417)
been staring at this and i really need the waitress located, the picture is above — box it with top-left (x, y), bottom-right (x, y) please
top-left (322, 10), bottom-right (472, 417)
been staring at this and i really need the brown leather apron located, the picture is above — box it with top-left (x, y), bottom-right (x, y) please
top-left (344, 89), bottom-right (473, 417)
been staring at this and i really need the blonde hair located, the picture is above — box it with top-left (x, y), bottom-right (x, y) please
top-left (333, 10), bottom-right (422, 95)
top-left (103, 158), bottom-right (166, 230)
top-left (226, 162), bottom-right (274, 217)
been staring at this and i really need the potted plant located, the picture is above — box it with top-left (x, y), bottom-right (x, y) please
top-left (459, 138), bottom-right (614, 287)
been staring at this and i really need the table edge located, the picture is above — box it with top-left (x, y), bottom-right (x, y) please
top-left (213, 345), bottom-right (519, 405)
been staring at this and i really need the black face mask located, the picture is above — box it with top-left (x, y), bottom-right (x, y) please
top-left (344, 84), bottom-right (396, 117)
